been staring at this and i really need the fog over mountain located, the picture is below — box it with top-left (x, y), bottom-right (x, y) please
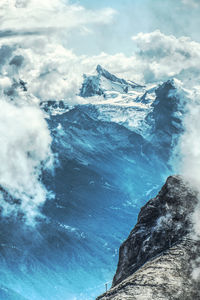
top-left (0, 0), bottom-right (200, 299)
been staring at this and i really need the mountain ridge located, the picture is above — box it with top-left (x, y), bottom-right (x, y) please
top-left (80, 65), bottom-right (144, 98)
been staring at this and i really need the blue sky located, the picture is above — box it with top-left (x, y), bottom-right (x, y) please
top-left (67, 0), bottom-right (200, 55)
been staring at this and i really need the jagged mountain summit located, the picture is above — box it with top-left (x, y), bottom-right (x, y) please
top-left (80, 65), bottom-right (143, 98)
top-left (42, 71), bottom-right (185, 163)
top-left (43, 67), bottom-right (185, 144)
top-left (97, 176), bottom-right (200, 300)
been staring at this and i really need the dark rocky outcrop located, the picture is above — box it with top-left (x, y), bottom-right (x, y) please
top-left (4, 78), bottom-right (27, 96)
top-left (97, 175), bottom-right (200, 300)
top-left (146, 80), bottom-right (186, 160)
top-left (40, 100), bottom-right (69, 114)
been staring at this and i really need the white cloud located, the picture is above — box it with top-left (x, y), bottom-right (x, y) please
top-left (1, 4), bottom-right (200, 91)
top-left (0, 98), bottom-right (53, 224)
top-left (132, 30), bottom-right (200, 83)
top-left (175, 89), bottom-right (200, 178)
top-left (181, 0), bottom-right (200, 7)
top-left (2, 29), bottom-right (200, 102)
top-left (0, 0), bottom-right (118, 102)
top-left (0, 0), bottom-right (116, 39)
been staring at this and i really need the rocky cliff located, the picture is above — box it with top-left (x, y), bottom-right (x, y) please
top-left (97, 175), bottom-right (200, 300)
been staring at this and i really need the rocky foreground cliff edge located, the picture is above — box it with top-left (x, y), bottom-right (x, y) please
top-left (97, 175), bottom-right (200, 300)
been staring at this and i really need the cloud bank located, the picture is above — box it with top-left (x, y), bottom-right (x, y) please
top-left (0, 0), bottom-right (116, 38)
top-left (0, 98), bottom-right (52, 224)
top-left (132, 30), bottom-right (200, 84)
top-left (1, 28), bottom-right (200, 104)
top-left (1, 0), bottom-right (200, 224)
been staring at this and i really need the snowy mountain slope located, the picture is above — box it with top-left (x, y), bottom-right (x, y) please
top-left (43, 66), bottom-right (185, 157)
top-left (80, 65), bottom-right (144, 98)
top-left (0, 66), bottom-right (189, 300)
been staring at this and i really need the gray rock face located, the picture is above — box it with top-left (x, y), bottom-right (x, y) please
top-left (97, 175), bottom-right (200, 300)
top-left (97, 240), bottom-right (200, 300)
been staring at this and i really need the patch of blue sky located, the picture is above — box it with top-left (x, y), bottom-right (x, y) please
top-left (67, 0), bottom-right (200, 55)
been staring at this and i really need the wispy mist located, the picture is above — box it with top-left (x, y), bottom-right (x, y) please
top-left (0, 98), bottom-right (53, 223)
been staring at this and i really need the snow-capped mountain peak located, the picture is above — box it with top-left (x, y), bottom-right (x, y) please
top-left (80, 65), bottom-right (143, 98)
